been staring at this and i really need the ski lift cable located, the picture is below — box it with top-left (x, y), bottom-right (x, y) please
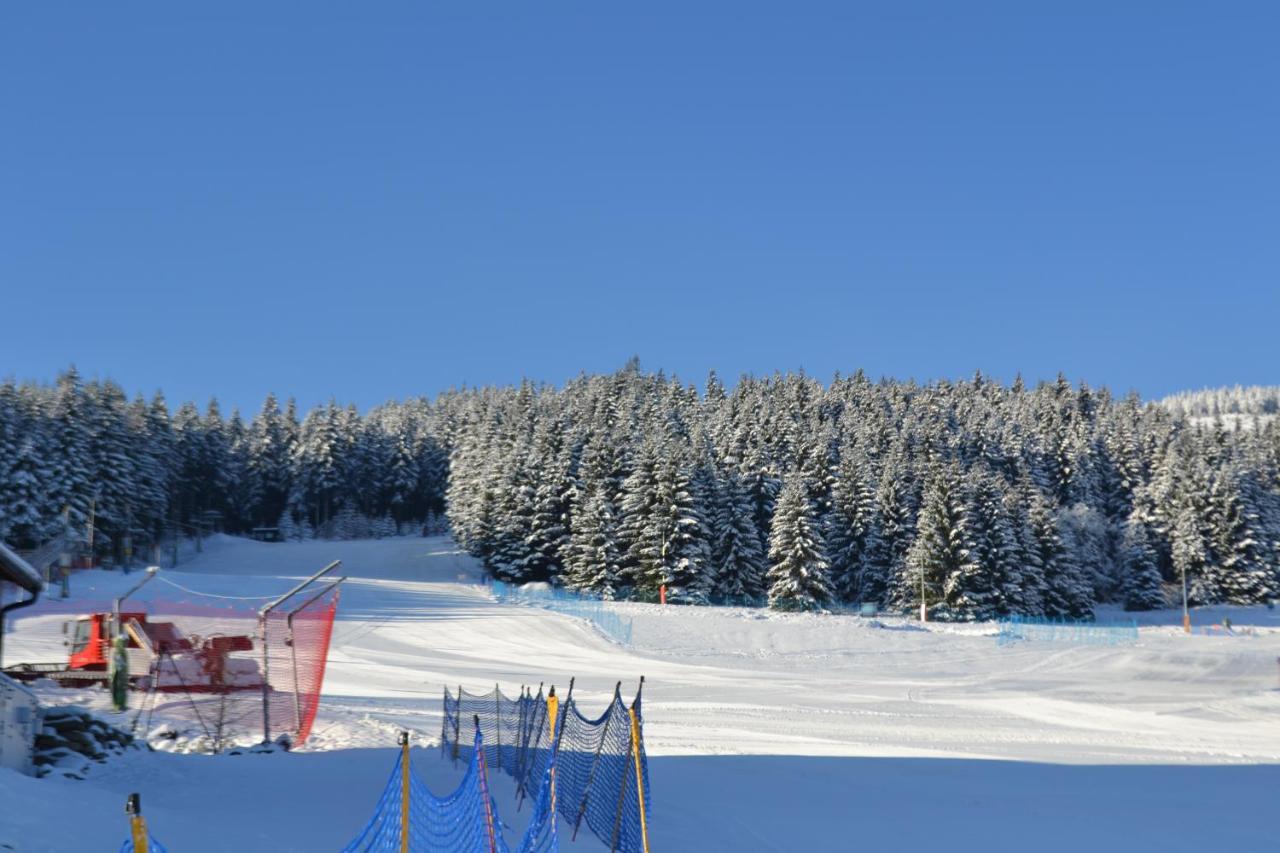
top-left (152, 575), bottom-right (277, 601)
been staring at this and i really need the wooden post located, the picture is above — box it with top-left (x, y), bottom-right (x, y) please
top-left (628, 707), bottom-right (650, 853)
top-left (399, 732), bottom-right (411, 853)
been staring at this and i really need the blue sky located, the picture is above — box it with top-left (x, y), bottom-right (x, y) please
top-left (2, 3), bottom-right (1277, 415)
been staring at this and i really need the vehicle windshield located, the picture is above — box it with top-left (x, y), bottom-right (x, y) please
top-left (69, 619), bottom-right (91, 654)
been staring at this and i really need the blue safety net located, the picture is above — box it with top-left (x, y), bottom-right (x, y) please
top-left (119, 834), bottom-right (169, 853)
top-left (443, 681), bottom-right (650, 853)
top-left (491, 581), bottom-right (633, 646)
top-left (996, 614), bottom-right (1139, 646)
top-left (343, 727), bottom-right (560, 853)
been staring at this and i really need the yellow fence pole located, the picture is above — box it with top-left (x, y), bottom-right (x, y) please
top-left (399, 731), bottom-right (411, 853)
top-left (628, 707), bottom-right (650, 853)
top-left (547, 687), bottom-right (560, 819)
top-left (126, 793), bottom-right (149, 853)
top-left (546, 686), bottom-right (559, 745)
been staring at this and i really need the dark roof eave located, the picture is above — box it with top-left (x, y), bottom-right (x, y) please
top-left (0, 541), bottom-right (43, 593)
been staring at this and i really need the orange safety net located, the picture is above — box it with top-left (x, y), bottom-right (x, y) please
top-left (260, 585), bottom-right (340, 746)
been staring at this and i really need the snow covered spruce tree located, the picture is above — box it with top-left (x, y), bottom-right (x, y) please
top-left (765, 475), bottom-right (833, 611)
top-left (904, 463), bottom-right (972, 619)
top-left (3, 364), bottom-right (1279, 615)
top-left (710, 468), bottom-right (767, 600)
top-left (825, 448), bottom-right (880, 603)
top-left (620, 435), bottom-right (714, 603)
top-left (1119, 513), bottom-right (1165, 611)
top-left (961, 468), bottom-right (1024, 618)
top-left (1030, 494), bottom-right (1094, 618)
top-left (564, 485), bottom-right (623, 598)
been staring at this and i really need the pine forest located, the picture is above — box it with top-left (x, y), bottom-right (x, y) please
top-left (2, 363), bottom-right (1278, 619)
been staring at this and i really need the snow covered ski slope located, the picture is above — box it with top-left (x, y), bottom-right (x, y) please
top-left (3, 534), bottom-right (1280, 851)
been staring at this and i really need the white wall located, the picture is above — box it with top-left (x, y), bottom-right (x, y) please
top-left (0, 672), bottom-right (40, 775)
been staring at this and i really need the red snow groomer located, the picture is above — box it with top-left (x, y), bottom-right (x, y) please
top-left (3, 568), bottom-right (262, 693)
top-left (4, 610), bottom-right (261, 692)
top-left (4, 561), bottom-right (343, 747)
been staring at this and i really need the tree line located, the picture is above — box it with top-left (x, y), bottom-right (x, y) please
top-left (444, 363), bottom-right (1279, 616)
top-left (1159, 385), bottom-right (1280, 418)
top-left (0, 368), bottom-right (448, 554)
top-left (2, 364), bottom-right (1278, 617)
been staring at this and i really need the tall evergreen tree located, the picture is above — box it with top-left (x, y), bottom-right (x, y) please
top-left (765, 475), bottom-right (833, 611)
top-left (710, 469), bottom-right (767, 599)
top-left (1119, 514), bottom-right (1165, 611)
top-left (1, 439), bottom-right (48, 545)
top-left (46, 368), bottom-right (92, 526)
top-left (249, 393), bottom-right (295, 527)
top-left (826, 449), bottom-right (880, 602)
top-left (905, 464), bottom-right (970, 619)
top-left (564, 486), bottom-right (623, 598)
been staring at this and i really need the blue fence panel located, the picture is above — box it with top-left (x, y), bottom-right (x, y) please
top-left (491, 582), bottom-right (633, 646)
top-left (443, 683), bottom-right (650, 853)
top-left (344, 728), bottom-right (560, 853)
top-left (996, 614), bottom-right (1139, 647)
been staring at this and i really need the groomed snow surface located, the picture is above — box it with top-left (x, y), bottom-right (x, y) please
top-left (3, 535), bottom-right (1280, 852)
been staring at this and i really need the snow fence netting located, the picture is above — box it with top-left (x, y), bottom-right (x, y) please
top-left (995, 614), bottom-right (1139, 647)
top-left (111, 574), bottom-right (339, 748)
top-left (260, 581), bottom-right (340, 745)
top-left (443, 681), bottom-right (650, 853)
top-left (490, 581), bottom-right (633, 646)
top-left (343, 728), bottom-right (560, 853)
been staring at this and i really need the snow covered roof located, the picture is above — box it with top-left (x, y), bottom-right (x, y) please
top-left (0, 540), bottom-right (42, 593)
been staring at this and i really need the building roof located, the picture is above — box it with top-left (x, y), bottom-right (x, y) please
top-left (0, 540), bottom-right (42, 594)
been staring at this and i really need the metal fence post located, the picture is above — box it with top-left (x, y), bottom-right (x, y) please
top-left (453, 685), bottom-right (463, 762)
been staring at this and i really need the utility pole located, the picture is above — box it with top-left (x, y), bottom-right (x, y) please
top-left (122, 504), bottom-right (133, 575)
top-left (1181, 561), bottom-right (1191, 634)
top-left (86, 497), bottom-right (96, 566)
top-left (111, 567), bottom-right (159, 711)
top-left (660, 538), bottom-right (668, 606)
top-left (919, 567), bottom-right (928, 623)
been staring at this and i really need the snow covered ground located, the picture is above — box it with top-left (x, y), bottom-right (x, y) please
top-left (3, 535), bottom-right (1280, 851)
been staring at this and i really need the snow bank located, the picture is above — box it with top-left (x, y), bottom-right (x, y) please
top-left (3, 535), bottom-right (1279, 851)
